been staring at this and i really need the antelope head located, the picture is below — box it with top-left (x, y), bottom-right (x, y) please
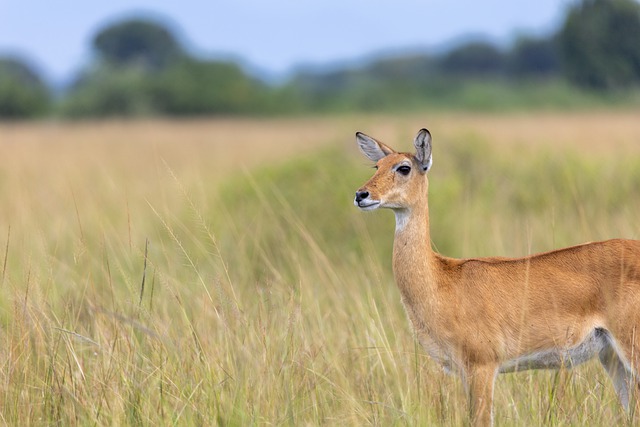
top-left (354, 128), bottom-right (433, 212)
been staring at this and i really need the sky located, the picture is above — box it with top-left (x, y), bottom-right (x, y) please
top-left (0, 0), bottom-right (576, 84)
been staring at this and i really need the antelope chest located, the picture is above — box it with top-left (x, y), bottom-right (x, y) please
top-left (401, 299), bottom-right (458, 373)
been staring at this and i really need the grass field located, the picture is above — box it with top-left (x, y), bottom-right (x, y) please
top-left (1, 111), bottom-right (640, 425)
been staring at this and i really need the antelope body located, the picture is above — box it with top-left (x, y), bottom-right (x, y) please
top-left (353, 129), bottom-right (640, 426)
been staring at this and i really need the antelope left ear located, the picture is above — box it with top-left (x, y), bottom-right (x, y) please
top-left (414, 128), bottom-right (432, 172)
top-left (356, 132), bottom-right (396, 162)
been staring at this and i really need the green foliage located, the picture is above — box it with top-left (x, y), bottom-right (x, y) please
top-left (508, 36), bottom-right (560, 77)
top-left (61, 64), bottom-right (155, 117)
top-left (93, 18), bottom-right (184, 71)
top-left (558, 0), bottom-right (640, 89)
top-left (0, 57), bottom-right (51, 118)
top-left (151, 59), bottom-right (270, 115)
top-left (62, 58), bottom-right (272, 117)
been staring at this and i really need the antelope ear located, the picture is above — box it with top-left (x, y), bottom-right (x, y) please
top-left (413, 128), bottom-right (432, 172)
top-left (356, 132), bottom-right (396, 162)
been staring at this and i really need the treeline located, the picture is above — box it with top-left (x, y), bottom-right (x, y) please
top-left (2, 0), bottom-right (640, 119)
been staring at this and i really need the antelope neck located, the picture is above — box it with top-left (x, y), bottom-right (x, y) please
top-left (392, 205), bottom-right (432, 258)
top-left (391, 200), bottom-right (439, 298)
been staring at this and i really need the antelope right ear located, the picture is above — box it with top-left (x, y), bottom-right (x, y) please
top-left (356, 132), bottom-right (396, 162)
top-left (414, 128), bottom-right (433, 172)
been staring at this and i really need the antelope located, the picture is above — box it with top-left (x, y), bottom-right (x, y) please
top-left (353, 128), bottom-right (640, 426)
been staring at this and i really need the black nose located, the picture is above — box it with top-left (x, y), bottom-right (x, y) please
top-left (355, 191), bottom-right (369, 203)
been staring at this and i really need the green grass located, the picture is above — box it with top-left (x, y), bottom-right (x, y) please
top-left (1, 116), bottom-right (639, 425)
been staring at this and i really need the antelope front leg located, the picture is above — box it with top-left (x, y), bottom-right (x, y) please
top-left (466, 364), bottom-right (498, 427)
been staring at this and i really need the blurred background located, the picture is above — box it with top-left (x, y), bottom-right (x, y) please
top-left (2, 0), bottom-right (640, 119)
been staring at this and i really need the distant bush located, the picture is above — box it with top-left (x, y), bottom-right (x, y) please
top-left (558, 0), bottom-right (640, 89)
top-left (508, 36), bottom-right (560, 78)
top-left (0, 57), bottom-right (51, 118)
top-left (151, 59), bottom-right (271, 115)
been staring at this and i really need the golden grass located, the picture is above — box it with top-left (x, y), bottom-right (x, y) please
top-left (0, 111), bottom-right (639, 425)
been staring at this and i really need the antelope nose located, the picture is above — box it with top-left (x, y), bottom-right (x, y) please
top-left (355, 191), bottom-right (369, 203)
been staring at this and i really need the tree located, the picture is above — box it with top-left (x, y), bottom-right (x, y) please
top-left (558, 0), bottom-right (640, 89)
top-left (63, 17), bottom-right (276, 117)
top-left (509, 36), bottom-right (560, 78)
top-left (0, 56), bottom-right (51, 118)
top-left (93, 19), bottom-right (184, 71)
top-left (151, 58), bottom-right (269, 115)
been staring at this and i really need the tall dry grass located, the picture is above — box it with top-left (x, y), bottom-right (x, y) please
top-left (0, 111), bottom-right (640, 425)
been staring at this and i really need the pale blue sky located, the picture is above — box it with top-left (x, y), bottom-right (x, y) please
top-left (0, 0), bottom-right (576, 84)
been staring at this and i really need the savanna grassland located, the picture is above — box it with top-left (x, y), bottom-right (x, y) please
top-left (1, 111), bottom-right (640, 426)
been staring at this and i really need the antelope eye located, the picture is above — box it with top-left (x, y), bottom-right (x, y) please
top-left (396, 165), bottom-right (411, 175)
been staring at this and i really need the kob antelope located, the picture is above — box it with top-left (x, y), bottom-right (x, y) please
top-left (353, 128), bottom-right (640, 426)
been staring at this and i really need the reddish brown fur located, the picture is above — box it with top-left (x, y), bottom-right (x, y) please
top-left (354, 130), bottom-right (640, 426)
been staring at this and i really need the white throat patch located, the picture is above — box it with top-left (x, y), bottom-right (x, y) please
top-left (394, 209), bottom-right (410, 232)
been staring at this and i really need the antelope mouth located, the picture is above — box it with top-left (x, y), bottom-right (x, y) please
top-left (355, 200), bottom-right (381, 211)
